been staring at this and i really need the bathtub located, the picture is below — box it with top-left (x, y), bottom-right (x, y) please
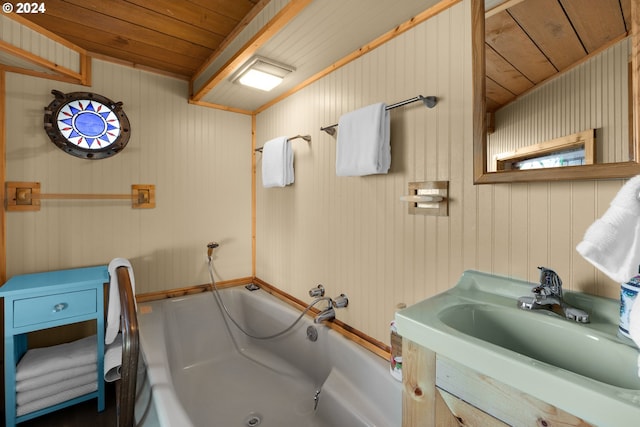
top-left (133, 285), bottom-right (402, 427)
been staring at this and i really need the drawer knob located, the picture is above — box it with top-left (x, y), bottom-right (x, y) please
top-left (53, 302), bottom-right (68, 312)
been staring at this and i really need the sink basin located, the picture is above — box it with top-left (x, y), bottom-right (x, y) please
top-left (395, 270), bottom-right (640, 427)
top-left (439, 303), bottom-right (640, 390)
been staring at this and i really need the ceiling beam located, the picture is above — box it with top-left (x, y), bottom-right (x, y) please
top-left (190, 0), bottom-right (313, 102)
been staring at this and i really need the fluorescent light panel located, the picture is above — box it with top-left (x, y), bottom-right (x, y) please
top-left (232, 56), bottom-right (295, 92)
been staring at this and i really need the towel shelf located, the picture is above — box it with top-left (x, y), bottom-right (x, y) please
top-left (320, 95), bottom-right (438, 136)
top-left (255, 134), bottom-right (311, 152)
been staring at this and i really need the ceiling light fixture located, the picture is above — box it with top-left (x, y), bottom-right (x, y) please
top-left (231, 56), bottom-right (295, 92)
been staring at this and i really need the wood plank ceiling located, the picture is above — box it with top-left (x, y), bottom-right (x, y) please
top-left (485, 0), bottom-right (631, 113)
top-left (16, 0), bottom-right (634, 113)
top-left (20, 0), bottom-right (262, 79)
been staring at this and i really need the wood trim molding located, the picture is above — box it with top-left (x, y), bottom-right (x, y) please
top-left (191, 0), bottom-right (271, 80)
top-left (251, 114), bottom-right (257, 278)
top-left (0, 40), bottom-right (84, 82)
top-left (135, 276), bottom-right (254, 303)
top-left (187, 99), bottom-right (253, 116)
top-left (0, 70), bottom-right (5, 284)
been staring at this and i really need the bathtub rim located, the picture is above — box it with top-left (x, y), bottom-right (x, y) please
top-left (136, 278), bottom-right (391, 362)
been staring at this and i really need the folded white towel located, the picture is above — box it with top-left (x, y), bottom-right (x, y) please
top-left (261, 136), bottom-right (294, 188)
top-left (576, 175), bottom-right (640, 283)
top-left (104, 333), bottom-right (123, 382)
top-left (16, 363), bottom-right (96, 393)
top-left (17, 371), bottom-right (97, 406)
top-left (16, 382), bottom-right (97, 417)
top-left (336, 102), bottom-right (390, 176)
top-left (106, 258), bottom-right (137, 345)
top-left (629, 296), bottom-right (640, 375)
top-left (16, 335), bottom-right (96, 382)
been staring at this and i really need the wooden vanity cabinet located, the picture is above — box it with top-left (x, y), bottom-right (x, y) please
top-left (402, 340), bottom-right (596, 427)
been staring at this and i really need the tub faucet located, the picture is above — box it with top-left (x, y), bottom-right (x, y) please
top-left (516, 266), bottom-right (590, 323)
top-left (315, 306), bottom-right (336, 323)
top-left (314, 294), bottom-right (349, 323)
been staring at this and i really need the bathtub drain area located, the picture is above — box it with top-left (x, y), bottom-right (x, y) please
top-left (244, 412), bottom-right (262, 426)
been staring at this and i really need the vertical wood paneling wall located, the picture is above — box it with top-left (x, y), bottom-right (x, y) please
top-left (5, 60), bottom-right (253, 293)
top-left (255, 0), bottom-right (626, 344)
top-left (487, 38), bottom-right (630, 171)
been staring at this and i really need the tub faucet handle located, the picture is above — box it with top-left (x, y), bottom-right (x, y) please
top-left (332, 294), bottom-right (348, 308)
top-left (309, 284), bottom-right (325, 298)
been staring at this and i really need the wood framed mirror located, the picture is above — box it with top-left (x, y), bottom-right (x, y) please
top-left (473, 0), bottom-right (640, 184)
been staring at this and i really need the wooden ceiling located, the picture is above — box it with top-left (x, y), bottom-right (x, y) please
top-left (20, 0), bottom-right (262, 79)
top-left (486, 0), bottom-right (632, 113)
top-left (16, 0), bottom-right (634, 113)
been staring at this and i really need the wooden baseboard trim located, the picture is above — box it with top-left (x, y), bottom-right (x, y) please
top-left (253, 277), bottom-right (390, 360)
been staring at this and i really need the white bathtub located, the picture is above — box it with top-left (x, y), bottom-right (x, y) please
top-left (133, 285), bottom-right (402, 427)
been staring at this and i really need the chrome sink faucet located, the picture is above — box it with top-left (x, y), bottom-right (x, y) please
top-left (517, 267), bottom-right (590, 323)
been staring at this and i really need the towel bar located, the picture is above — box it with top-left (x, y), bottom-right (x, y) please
top-left (255, 134), bottom-right (311, 152)
top-left (5, 182), bottom-right (155, 211)
top-left (320, 95), bottom-right (437, 136)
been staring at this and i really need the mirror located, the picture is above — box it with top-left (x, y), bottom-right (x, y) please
top-left (473, 0), bottom-right (640, 183)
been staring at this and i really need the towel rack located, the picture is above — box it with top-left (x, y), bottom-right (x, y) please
top-left (255, 134), bottom-right (312, 152)
top-left (320, 95), bottom-right (438, 136)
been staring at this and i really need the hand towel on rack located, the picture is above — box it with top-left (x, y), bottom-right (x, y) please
top-left (106, 257), bottom-right (137, 345)
top-left (576, 175), bottom-right (640, 283)
top-left (261, 136), bottom-right (294, 188)
top-left (336, 102), bottom-right (390, 176)
top-left (104, 332), bottom-right (123, 382)
top-left (15, 335), bottom-right (97, 382)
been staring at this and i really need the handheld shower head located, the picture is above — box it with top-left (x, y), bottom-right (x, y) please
top-left (207, 242), bottom-right (219, 260)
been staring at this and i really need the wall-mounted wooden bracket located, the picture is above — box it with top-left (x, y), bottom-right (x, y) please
top-left (5, 182), bottom-right (156, 211)
top-left (132, 185), bottom-right (155, 209)
top-left (5, 182), bottom-right (41, 211)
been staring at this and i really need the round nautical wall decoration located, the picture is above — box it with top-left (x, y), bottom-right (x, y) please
top-left (43, 90), bottom-right (131, 160)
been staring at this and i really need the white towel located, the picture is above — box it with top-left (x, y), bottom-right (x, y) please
top-left (576, 175), bottom-right (640, 283)
top-left (17, 371), bottom-right (97, 406)
top-left (16, 363), bottom-right (96, 392)
top-left (336, 102), bottom-right (390, 176)
top-left (104, 333), bottom-right (123, 382)
top-left (16, 382), bottom-right (97, 417)
top-left (106, 258), bottom-right (137, 345)
top-left (16, 335), bottom-right (97, 382)
top-left (629, 296), bottom-right (640, 375)
top-left (262, 136), bottom-right (294, 188)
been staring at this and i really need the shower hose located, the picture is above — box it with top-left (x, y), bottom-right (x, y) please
top-left (207, 255), bottom-right (331, 340)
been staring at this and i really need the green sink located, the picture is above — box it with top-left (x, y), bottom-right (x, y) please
top-left (439, 303), bottom-right (640, 390)
top-left (396, 270), bottom-right (640, 427)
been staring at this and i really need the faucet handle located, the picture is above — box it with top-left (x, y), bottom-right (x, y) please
top-left (332, 294), bottom-right (349, 308)
top-left (537, 266), bottom-right (563, 297)
top-left (309, 284), bottom-right (325, 298)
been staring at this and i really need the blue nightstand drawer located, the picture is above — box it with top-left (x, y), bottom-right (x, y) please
top-left (13, 289), bottom-right (98, 328)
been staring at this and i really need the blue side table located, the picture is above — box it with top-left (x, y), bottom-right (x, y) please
top-left (1, 266), bottom-right (108, 426)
